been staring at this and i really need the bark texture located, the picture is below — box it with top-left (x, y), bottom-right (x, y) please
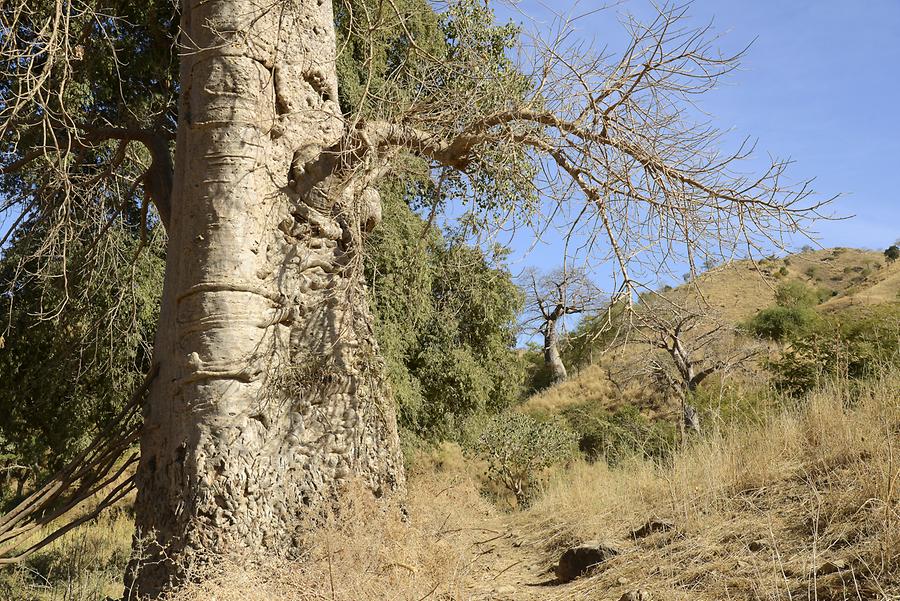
top-left (542, 318), bottom-right (568, 383)
top-left (126, 0), bottom-right (403, 596)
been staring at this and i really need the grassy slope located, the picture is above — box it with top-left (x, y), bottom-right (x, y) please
top-left (7, 372), bottom-right (897, 600)
top-left (523, 247), bottom-right (899, 417)
top-left (168, 371), bottom-right (900, 601)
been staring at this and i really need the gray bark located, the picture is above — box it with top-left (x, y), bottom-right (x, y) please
top-left (543, 318), bottom-right (568, 383)
top-left (125, 0), bottom-right (403, 596)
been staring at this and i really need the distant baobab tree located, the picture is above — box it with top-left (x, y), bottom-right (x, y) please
top-left (626, 301), bottom-right (760, 435)
top-left (524, 266), bottom-right (603, 384)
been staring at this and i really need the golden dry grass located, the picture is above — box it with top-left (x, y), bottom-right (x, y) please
top-left (0, 501), bottom-right (133, 600)
top-left (521, 363), bottom-right (614, 415)
top-left (3, 363), bottom-right (899, 601)
top-left (675, 248), bottom-right (887, 323)
top-left (527, 247), bottom-right (898, 419)
top-left (512, 372), bottom-right (900, 600)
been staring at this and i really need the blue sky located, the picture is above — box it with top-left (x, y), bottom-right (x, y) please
top-left (488, 0), bottom-right (900, 281)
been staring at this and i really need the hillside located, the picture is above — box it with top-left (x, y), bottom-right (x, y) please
top-left (680, 247), bottom-right (890, 322)
top-left (523, 247), bottom-right (899, 417)
top-left (1, 247), bottom-right (897, 601)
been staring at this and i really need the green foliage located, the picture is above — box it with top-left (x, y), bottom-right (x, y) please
top-left (469, 412), bottom-right (576, 507)
top-left (745, 281), bottom-right (824, 341)
top-left (366, 178), bottom-right (524, 440)
top-left (885, 245), bottom-right (900, 263)
top-left (0, 0), bottom-right (175, 480)
top-left (744, 306), bottom-right (818, 342)
top-left (334, 0), bottom-right (445, 117)
top-left (560, 403), bottom-right (675, 466)
top-left (0, 221), bottom-right (164, 476)
top-left (774, 280), bottom-right (822, 308)
top-left (335, 0), bottom-right (538, 234)
top-left (767, 304), bottom-right (900, 396)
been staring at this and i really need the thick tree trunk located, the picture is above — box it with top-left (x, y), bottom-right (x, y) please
top-left (543, 319), bottom-right (568, 383)
top-left (125, 0), bottom-right (403, 596)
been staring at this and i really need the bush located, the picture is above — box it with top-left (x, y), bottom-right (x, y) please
top-left (744, 306), bottom-right (819, 341)
top-left (469, 413), bottom-right (576, 507)
top-left (774, 280), bottom-right (821, 308)
top-left (560, 403), bottom-right (675, 465)
top-left (885, 245), bottom-right (899, 263)
top-left (767, 304), bottom-right (900, 396)
top-left (367, 184), bottom-right (524, 440)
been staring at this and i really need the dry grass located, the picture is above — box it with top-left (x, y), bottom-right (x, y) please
top-left (169, 371), bottom-right (900, 601)
top-left (165, 444), bottom-right (508, 601)
top-left (513, 371), bottom-right (900, 600)
top-left (3, 370), bottom-right (899, 600)
top-left (521, 363), bottom-right (614, 414)
top-left (674, 248), bottom-right (888, 323)
top-left (0, 501), bottom-right (133, 600)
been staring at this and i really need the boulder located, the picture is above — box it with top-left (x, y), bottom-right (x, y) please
top-left (555, 541), bottom-right (619, 583)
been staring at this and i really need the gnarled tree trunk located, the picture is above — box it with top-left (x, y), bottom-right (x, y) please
top-left (126, 0), bottom-right (403, 596)
top-left (542, 317), bottom-right (568, 383)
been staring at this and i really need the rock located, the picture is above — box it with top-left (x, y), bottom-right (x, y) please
top-left (555, 541), bottom-right (619, 583)
top-left (631, 518), bottom-right (675, 539)
top-left (619, 590), bottom-right (651, 601)
top-left (617, 576), bottom-right (630, 585)
top-left (748, 539), bottom-right (770, 552)
top-left (494, 585), bottom-right (516, 595)
top-left (816, 559), bottom-right (849, 576)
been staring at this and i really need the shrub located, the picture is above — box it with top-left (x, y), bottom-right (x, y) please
top-left (560, 403), bottom-right (675, 465)
top-left (767, 304), bottom-right (900, 395)
top-left (777, 266), bottom-right (789, 277)
top-left (744, 306), bottom-right (819, 341)
top-left (774, 280), bottom-right (827, 308)
top-left (367, 186), bottom-right (524, 440)
top-left (885, 245), bottom-right (899, 263)
top-left (469, 413), bottom-right (576, 507)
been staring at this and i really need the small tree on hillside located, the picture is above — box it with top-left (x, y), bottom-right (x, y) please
top-left (524, 267), bottom-right (603, 384)
top-left (885, 245), bottom-right (900, 264)
top-left (622, 302), bottom-right (760, 435)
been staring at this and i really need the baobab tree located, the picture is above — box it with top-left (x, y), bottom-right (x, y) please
top-left (524, 266), bottom-right (602, 383)
top-left (0, 0), bottom-right (831, 596)
top-left (624, 301), bottom-right (760, 434)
